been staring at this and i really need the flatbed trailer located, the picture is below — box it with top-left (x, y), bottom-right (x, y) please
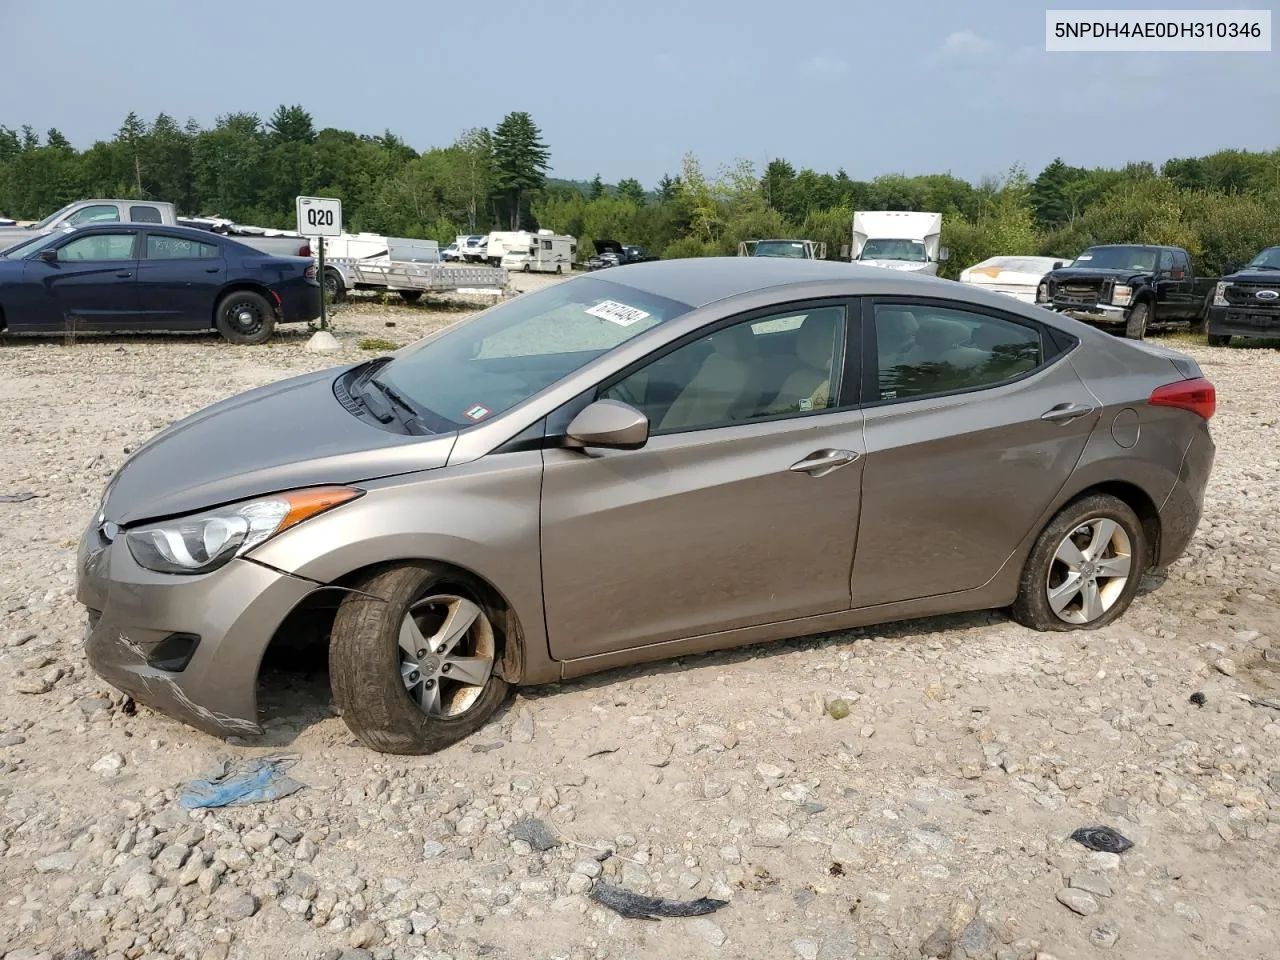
top-left (343, 261), bottom-right (510, 301)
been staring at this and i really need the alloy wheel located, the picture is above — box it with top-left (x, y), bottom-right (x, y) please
top-left (1045, 518), bottom-right (1133, 624)
top-left (397, 594), bottom-right (495, 717)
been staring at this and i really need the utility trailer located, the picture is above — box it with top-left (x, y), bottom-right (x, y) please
top-left (320, 234), bottom-right (453, 301)
top-left (343, 261), bottom-right (510, 302)
top-left (738, 239), bottom-right (828, 259)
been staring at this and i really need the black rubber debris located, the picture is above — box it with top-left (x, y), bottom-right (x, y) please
top-left (1190, 691), bottom-right (1207, 706)
top-left (589, 882), bottom-right (729, 920)
top-left (511, 818), bottom-right (560, 851)
top-left (1070, 825), bottom-right (1134, 854)
top-left (0, 492), bottom-right (36, 503)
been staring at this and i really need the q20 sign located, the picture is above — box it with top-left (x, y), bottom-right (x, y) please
top-left (296, 196), bottom-right (342, 237)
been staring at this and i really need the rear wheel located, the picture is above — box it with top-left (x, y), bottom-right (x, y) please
top-left (1207, 333), bottom-right (1232, 347)
top-left (214, 290), bottom-right (275, 345)
top-left (330, 563), bottom-right (511, 754)
top-left (1124, 301), bottom-right (1150, 339)
top-left (398, 290), bottom-right (423, 303)
top-left (1011, 494), bottom-right (1146, 632)
top-left (323, 268), bottom-right (347, 304)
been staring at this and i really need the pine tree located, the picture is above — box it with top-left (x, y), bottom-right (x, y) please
top-left (491, 112), bottom-right (550, 229)
top-left (617, 178), bottom-right (646, 206)
top-left (589, 174), bottom-right (606, 200)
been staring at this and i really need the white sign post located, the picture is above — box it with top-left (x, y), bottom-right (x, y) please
top-left (296, 196), bottom-right (342, 329)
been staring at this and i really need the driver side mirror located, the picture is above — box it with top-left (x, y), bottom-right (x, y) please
top-left (36, 248), bottom-right (58, 264)
top-left (938, 247), bottom-right (950, 262)
top-left (564, 399), bottom-right (649, 451)
top-left (1170, 268), bottom-right (1185, 280)
top-left (1053, 261), bottom-right (1065, 269)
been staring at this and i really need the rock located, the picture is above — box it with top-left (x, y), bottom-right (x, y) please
top-left (306, 331), bottom-right (341, 352)
top-left (1069, 871), bottom-right (1113, 898)
top-left (572, 858), bottom-right (603, 879)
top-left (408, 912), bottom-right (437, 935)
top-left (754, 819), bottom-right (792, 845)
top-left (90, 753), bottom-right (125, 777)
top-left (702, 777), bottom-right (731, 800)
top-left (511, 818), bottom-right (559, 851)
top-left (1090, 927), bottom-right (1119, 949)
top-left (295, 837), bottom-right (318, 861)
top-left (348, 920), bottom-right (384, 949)
top-left (0, 732), bottom-right (26, 746)
top-left (756, 763), bottom-right (784, 780)
top-left (692, 918), bottom-right (727, 947)
top-left (15, 677), bottom-right (51, 695)
top-left (511, 707), bottom-right (535, 744)
top-left (566, 873), bottom-right (593, 895)
top-left (793, 939), bottom-right (819, 960)
top-left (422, 840), bottom-right (446, 859)
top-left (1055, 887), bottom-right (1100, 916)
top-left (919, 925), bottom-right (953, 957)
top-left (954, 919), bottom-right (995, 957)
top-left (34, 851), bottom-right (78, 873)
top-left (122, 871), bottom-right (161, 900)
top-left (1214, 658), bottom-right (1238, 677)
top-left (224, 893), bottom-right (258, 920)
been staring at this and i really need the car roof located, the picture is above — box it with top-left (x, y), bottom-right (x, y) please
top-left (597, 256), bottom-right (959, 308)
top-left (54, 222), bottom-right (232, 240)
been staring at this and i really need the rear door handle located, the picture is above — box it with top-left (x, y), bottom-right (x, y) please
top-left (1040, 402), bottom-right (1095, 423)
top-left (205, 267), bottom-right (221, 273)
top-left (789, 448), bottom-right (859, 477)
top-left (115, 271), bottom-right (133, 278)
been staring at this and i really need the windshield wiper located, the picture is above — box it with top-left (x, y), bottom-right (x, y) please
top-left (367, 376), bottom-right (429, 434)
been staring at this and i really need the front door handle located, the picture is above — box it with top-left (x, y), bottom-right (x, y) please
top-left (1041, 402), bottom-right (1095, 423)
top-left (115, 271), bottom-right (133, 278)
top-left (789, 448), bottom-right (859, 477)
top-left (205, 267), bottom-right (221, 273)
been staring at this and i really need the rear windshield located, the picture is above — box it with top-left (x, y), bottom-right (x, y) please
top-left (378, 275), bottom-right (694, 430)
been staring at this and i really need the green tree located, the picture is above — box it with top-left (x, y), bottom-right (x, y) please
top-left (616, 177), bottom-right (646, 206)
top-left (491, 111), bottom-right (550, 229)
top-left (588, 174), bottom-right (606, 200)
top-left (267, 105), bottom-right (316, 145)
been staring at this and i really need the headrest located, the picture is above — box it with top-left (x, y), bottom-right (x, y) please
top-left (912, 316), bottom-right (969, 351)
top-left (876, 308), bottom-right (918, 350)
top-left (796, 310), bottom-right (839, 369)
top-left (714, 322), bottom-right (759, 361)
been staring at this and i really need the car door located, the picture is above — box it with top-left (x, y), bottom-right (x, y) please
top-left (135, 232), bottom-right (226, 326)
top-left (539, 300), bottom-right (865, 660)
top-left (849, 298), bottom-right (1098, 607)
top-left (22, 230), bottom-right (141, 327)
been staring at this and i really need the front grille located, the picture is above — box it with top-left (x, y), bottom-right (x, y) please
top-left (1052, 279), bottom-right (1112, 307)
top-left (1224, 283), bottom-right (1280, 308)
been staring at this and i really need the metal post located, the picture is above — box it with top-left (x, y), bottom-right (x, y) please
top-left (317, 237), bottom-right (328, 331)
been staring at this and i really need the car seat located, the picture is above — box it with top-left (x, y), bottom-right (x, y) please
top-left (659, 323), bottom-right (759, 431)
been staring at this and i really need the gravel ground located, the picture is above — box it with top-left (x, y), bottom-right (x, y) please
top-left (1, 281), bottom-right (1279, 960)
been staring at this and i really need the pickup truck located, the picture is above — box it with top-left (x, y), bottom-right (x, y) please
top-left (586, 239), bottom-right (658, 270)
top-left (739, 239), bottom-right (828, 260)
top-left (1037, 244), bottom-right (1217, 339)
top-left (177, 217), bottom-right (312, 258)
top-left (0, 199), bottom-right (178, 248)
top-left (1204, 246), bottom-right (1280, 346)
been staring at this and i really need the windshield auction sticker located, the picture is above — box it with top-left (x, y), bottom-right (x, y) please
top-left (585, 300), bottom-right (651, 327)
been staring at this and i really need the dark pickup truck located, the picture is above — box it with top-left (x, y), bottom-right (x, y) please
top-left (1205, 246), bottom-right (1280, 346)
top-left (586, 239), bottom-right (658, 270)
top-left (1037, 244), bottom-right (1217, 339)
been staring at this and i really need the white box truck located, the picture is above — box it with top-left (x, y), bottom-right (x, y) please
top-left (501, 233), bottom-right (577, 273)
top-left (850, 211), bottom-right (948, 275)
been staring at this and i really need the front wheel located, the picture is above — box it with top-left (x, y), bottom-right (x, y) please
top-left (330, 564), bottom-right (511, 754)
top-left (1124, 301), bottom-right (1150, 339)
top-left (1011, 494), bottom-right (1146, 632)
top-left (214, 290), bottom-right (276, 345)
top-left (1207, 333), bottom-right (1232, 347)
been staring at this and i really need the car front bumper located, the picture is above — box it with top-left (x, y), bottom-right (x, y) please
top-left (76, 517), bottom-right (317, 738)
top-left (1207, 305), bottom-right (1280, 340)
top-left (1046, 301), bottom-right (1127, 323)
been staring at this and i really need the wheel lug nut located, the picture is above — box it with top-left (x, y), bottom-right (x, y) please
top-left (416, 649), bottom-right (427, 658)
top-left (441, 663), bottom-right (451, 674)
top-left (408, 671), bottom-right (420, 682)
top-left (425, 679), bottom-right (435, 688)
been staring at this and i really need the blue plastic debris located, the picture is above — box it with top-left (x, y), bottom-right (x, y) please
top-left (179, 754), bottom-right (305, 809)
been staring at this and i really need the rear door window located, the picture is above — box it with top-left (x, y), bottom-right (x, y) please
top-left (146, 234), bottom-right (220, 259)
top-left (130, 205), bottom-right (165, 224)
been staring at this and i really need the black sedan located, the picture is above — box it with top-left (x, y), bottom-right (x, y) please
top-left (0, 223), bottom-right (321, 344)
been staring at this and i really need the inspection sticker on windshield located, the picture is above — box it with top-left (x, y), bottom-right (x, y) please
top-left (463, 404), bottom-right (490, 422)
top-left (586, 300), bottom-right (650, 327)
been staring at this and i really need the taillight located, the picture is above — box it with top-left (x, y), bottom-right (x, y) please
top-left (1148, 377), bottom-right (1215, 420)
top-left (304, 265), bottom-right (316, 280)
top-left (300, 243), bottom-right (311, 257)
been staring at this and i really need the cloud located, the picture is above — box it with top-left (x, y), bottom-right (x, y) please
top-left (802, 55), bottom-right (848, 77)
top-left (942, 29), bottom-right (995, 59)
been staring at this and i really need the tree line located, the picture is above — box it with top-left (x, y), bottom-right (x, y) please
top-left (2, 106), bottom-right (1278, 277)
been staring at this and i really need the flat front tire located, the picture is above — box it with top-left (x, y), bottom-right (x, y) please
top-left (1011, 494), bottom-right (1146, 632)
top-left (330, 564), bottom-right (511, 754)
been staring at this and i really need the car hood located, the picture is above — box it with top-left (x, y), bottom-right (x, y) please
top-left (102, 367), bottom-right (458, 526)
top-left (1224, 268), bottom-right (1280, 284)
top-left (858, 259), bottom-right (929, 272)
top-left (1049, 266), bottom-right (1149, 284)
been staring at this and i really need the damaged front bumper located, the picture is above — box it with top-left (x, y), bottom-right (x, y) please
top-left (76, 518), bottom-right (317, 739)
top-left (1046, 301), bottom-right (1127, 324)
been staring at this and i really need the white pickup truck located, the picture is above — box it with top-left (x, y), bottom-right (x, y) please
top-left (0, 199), bottom-right (178, 248)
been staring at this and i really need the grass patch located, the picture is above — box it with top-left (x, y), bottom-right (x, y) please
top-left (358, 337), bottom-right (401, 352)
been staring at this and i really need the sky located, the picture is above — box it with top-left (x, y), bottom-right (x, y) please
top-left (1, 0), bottom-right (1277, 188)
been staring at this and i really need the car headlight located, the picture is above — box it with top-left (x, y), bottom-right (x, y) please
top-left (1036, 282), bottom-right (1048, 303)
top-left (1213, 281), bottom-right (1228, 307)
top-left (125, 486), bottom-right (362, 575)
top-left (1111, 284), bottom-right (1133, 306)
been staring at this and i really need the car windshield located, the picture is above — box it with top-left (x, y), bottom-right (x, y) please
top-left (28, 202), bottom-right (77, 231)
top-left (1071, 246), bottom-right (1159, 271)
top-left (0, 228), bottom-right (71, 259)
top-left (1245, 247), bottom-right (1280, 270)
top-left (753, 241), bottom-right (807, 258)
top-left (376, 275), bottom-right (694, 430)
top-left (860, 239), bottom-right (926, 262)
